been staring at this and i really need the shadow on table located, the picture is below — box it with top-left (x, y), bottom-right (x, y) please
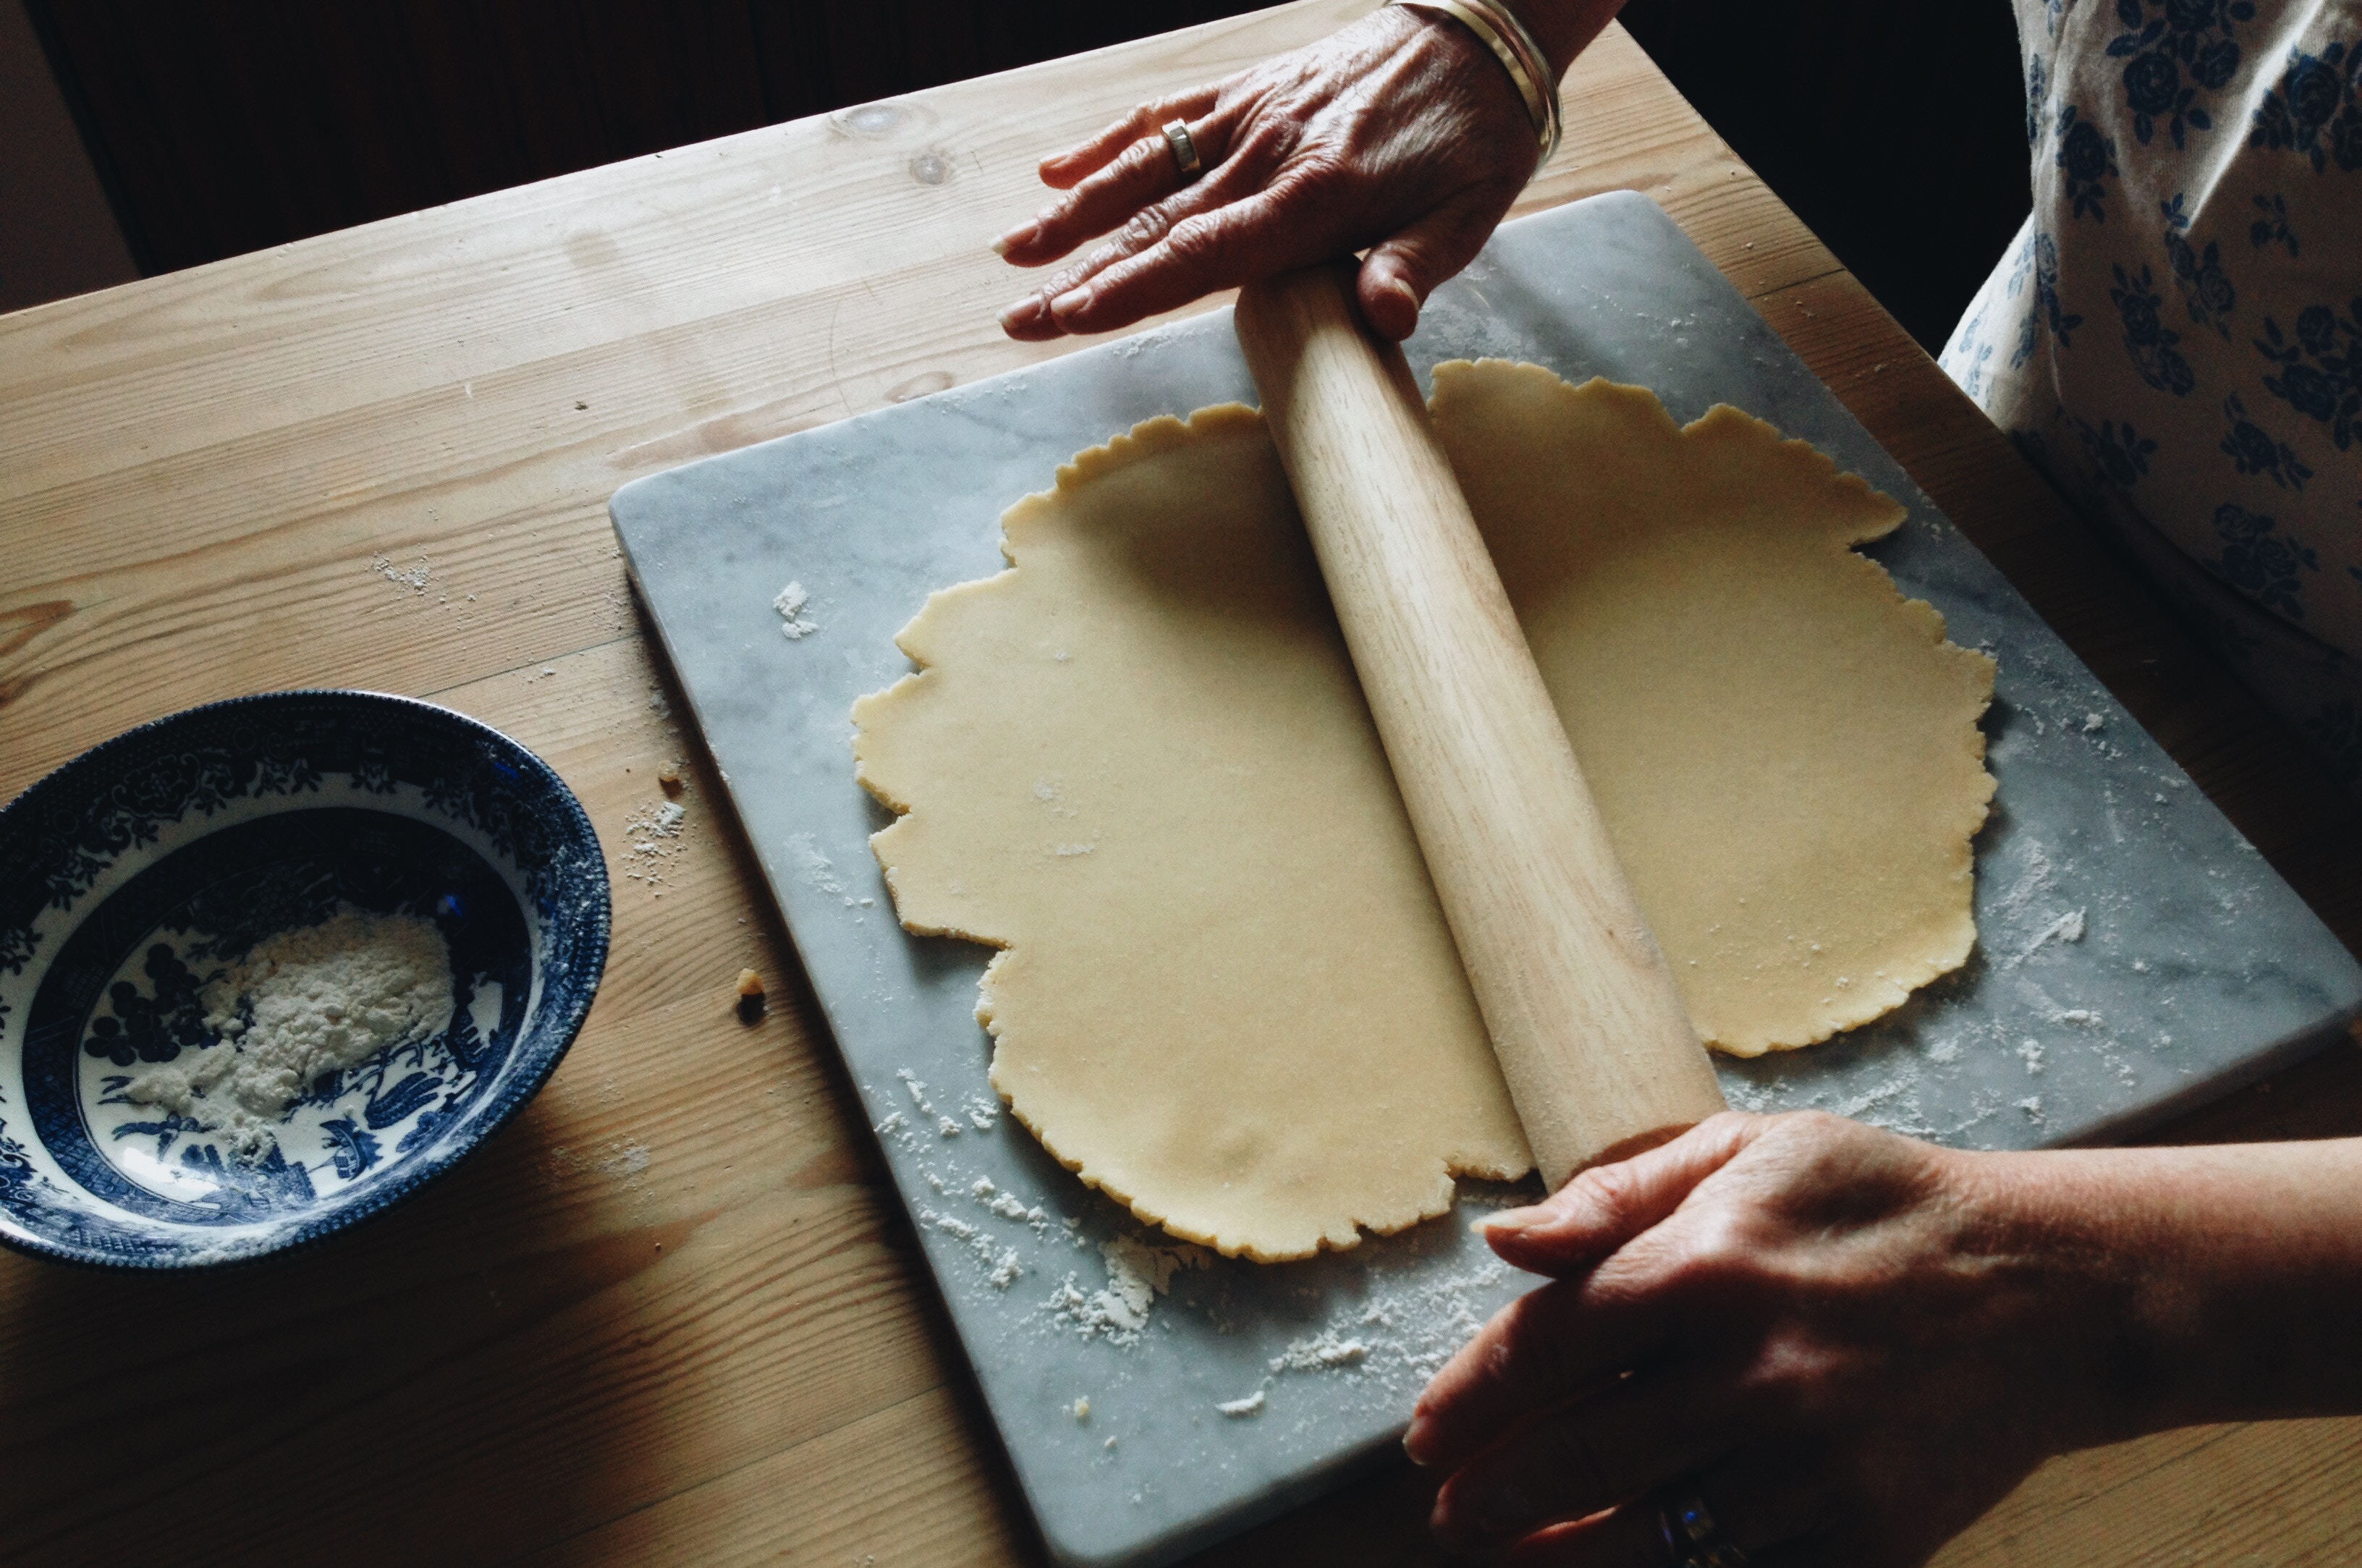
top-left (0, 1101), bottom-right (691, 1562)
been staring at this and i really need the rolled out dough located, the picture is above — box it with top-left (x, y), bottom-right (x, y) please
top-left (852, 363), bottom-right (1994, 1260)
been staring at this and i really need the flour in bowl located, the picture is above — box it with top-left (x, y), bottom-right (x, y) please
top-left (121, 905), bottom-right (454, 1160)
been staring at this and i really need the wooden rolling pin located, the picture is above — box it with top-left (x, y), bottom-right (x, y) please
top-left (1235, 261), bottom-right (1726, 1190)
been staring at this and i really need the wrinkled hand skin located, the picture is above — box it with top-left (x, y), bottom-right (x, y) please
top-left (994, 7), bottom-right (1543, 344)
top-left (1405, 1113), bottom-right (2151, 1567)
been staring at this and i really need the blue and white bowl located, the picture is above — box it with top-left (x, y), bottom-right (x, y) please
top-left (0, 691), bottom-right (611, 1268)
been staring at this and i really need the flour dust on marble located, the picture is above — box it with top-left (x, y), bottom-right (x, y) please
top-left (868, 1072), bottom-right (1532, 1434)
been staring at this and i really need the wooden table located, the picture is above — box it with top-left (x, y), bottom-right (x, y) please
top-left (5, 3), bottom-right (2360, 1561)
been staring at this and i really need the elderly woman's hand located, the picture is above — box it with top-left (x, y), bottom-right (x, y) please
top-left (996, 4), bottom-right (1604, 344)
top-left (1407, 1112), bottom-right (2148, 1567)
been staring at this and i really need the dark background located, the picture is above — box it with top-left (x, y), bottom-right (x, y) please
top-left (25, 0), bottom-right (2031, 352)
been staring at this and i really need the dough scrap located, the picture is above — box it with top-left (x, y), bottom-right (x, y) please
top-left (852, 365), bottom-right (1994, 1259)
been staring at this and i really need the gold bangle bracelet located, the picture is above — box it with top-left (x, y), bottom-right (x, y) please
top-left (1387, 0), bottom-right (1563, 167)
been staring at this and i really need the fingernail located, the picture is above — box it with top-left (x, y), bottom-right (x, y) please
top-left (992, 222), bottom-right (1036, 257)
top-left (1049, 286), bottom-right (1092, 320)
top-left (1476, 1204), bottom-right (1549, 1237)
top-left (1402, 1418), bottom-right (1434, 1467)
top-left (998, 298), bottom-right (1040, 332)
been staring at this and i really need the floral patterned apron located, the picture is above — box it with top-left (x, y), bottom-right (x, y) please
top-left (1942, 0), bottom-right (2362, 784)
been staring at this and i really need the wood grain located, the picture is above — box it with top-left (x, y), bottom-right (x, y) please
top-left (3, 3), bottom-right (2359, 1564)
top-left (1236, 261), bottom-right (1723, 1185)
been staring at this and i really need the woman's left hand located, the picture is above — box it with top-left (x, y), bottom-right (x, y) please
top-left (992, 5), bottom-right (1549, 344)
top-left (1408, 1111), bottom-right (2138, 1566)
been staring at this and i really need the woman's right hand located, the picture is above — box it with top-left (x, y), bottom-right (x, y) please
top-left (1409, 1113), bottom-right (2139, 1565)
top-left (1409, 1111), bottom-right (2362, 1564)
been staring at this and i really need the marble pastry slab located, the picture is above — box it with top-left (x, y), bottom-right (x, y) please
top-left (609, 192), bottom-right (2362, 1568)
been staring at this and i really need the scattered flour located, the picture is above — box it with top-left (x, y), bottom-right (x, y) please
top-left (1271, 1331), bottom-right (1369, 1373)
top-left (1045, 1233), bottom-right (1208, 1344)
top-left (119, 907), bottom-right (453, 1160)
top-left (874, 1093), bottom-right (1537, 1426)
top-left (619, 795), bottom-right (690, 895)
top-left (1210, 1327), bottom-right (1372, 1420)
top-left (787, 833), bottom-right (867, 911)
top-left (1984, 845), bottom-right (2097, 968)
top-left (774, 581), bottom-right (820, 640)
top-left (626, 798), bottom-right (687, 844)
top-left (1388, 1260), bottom-right (1512, 1379)
top-left (962, 1178), bottom-right (1050, 1232)
top-left (2016, 907), bottom-right (2088, 965)
top-left (596, 1140), bottom-right (652, 1177)
top-left (369, 552), bottom-right (431, 593)
top-left (1989, 844), bottom-right (2059, 932)
top-left (2018, 1039), bottom-right (2046, 1075)
top-left (898, 1068), bottom-right (962, 1137)
top-left (922, 1206), bottom-right (1028, 1286)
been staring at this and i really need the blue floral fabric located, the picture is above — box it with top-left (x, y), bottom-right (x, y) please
top-left (1942, 0), bottom-right (2362, 787)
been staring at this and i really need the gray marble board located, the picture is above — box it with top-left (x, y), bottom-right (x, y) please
top-left (608, 192), bottom-right (2362, 1568)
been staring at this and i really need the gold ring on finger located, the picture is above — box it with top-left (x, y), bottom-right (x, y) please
top-left (1161, 119), bottom-right (1202, 180)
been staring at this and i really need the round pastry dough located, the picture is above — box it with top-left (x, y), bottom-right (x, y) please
top-left (852, 364), bottom-right (1994, 1260)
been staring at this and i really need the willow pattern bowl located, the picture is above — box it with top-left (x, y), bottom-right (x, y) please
top-left (0, 691), bottom-right (609, 1268)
